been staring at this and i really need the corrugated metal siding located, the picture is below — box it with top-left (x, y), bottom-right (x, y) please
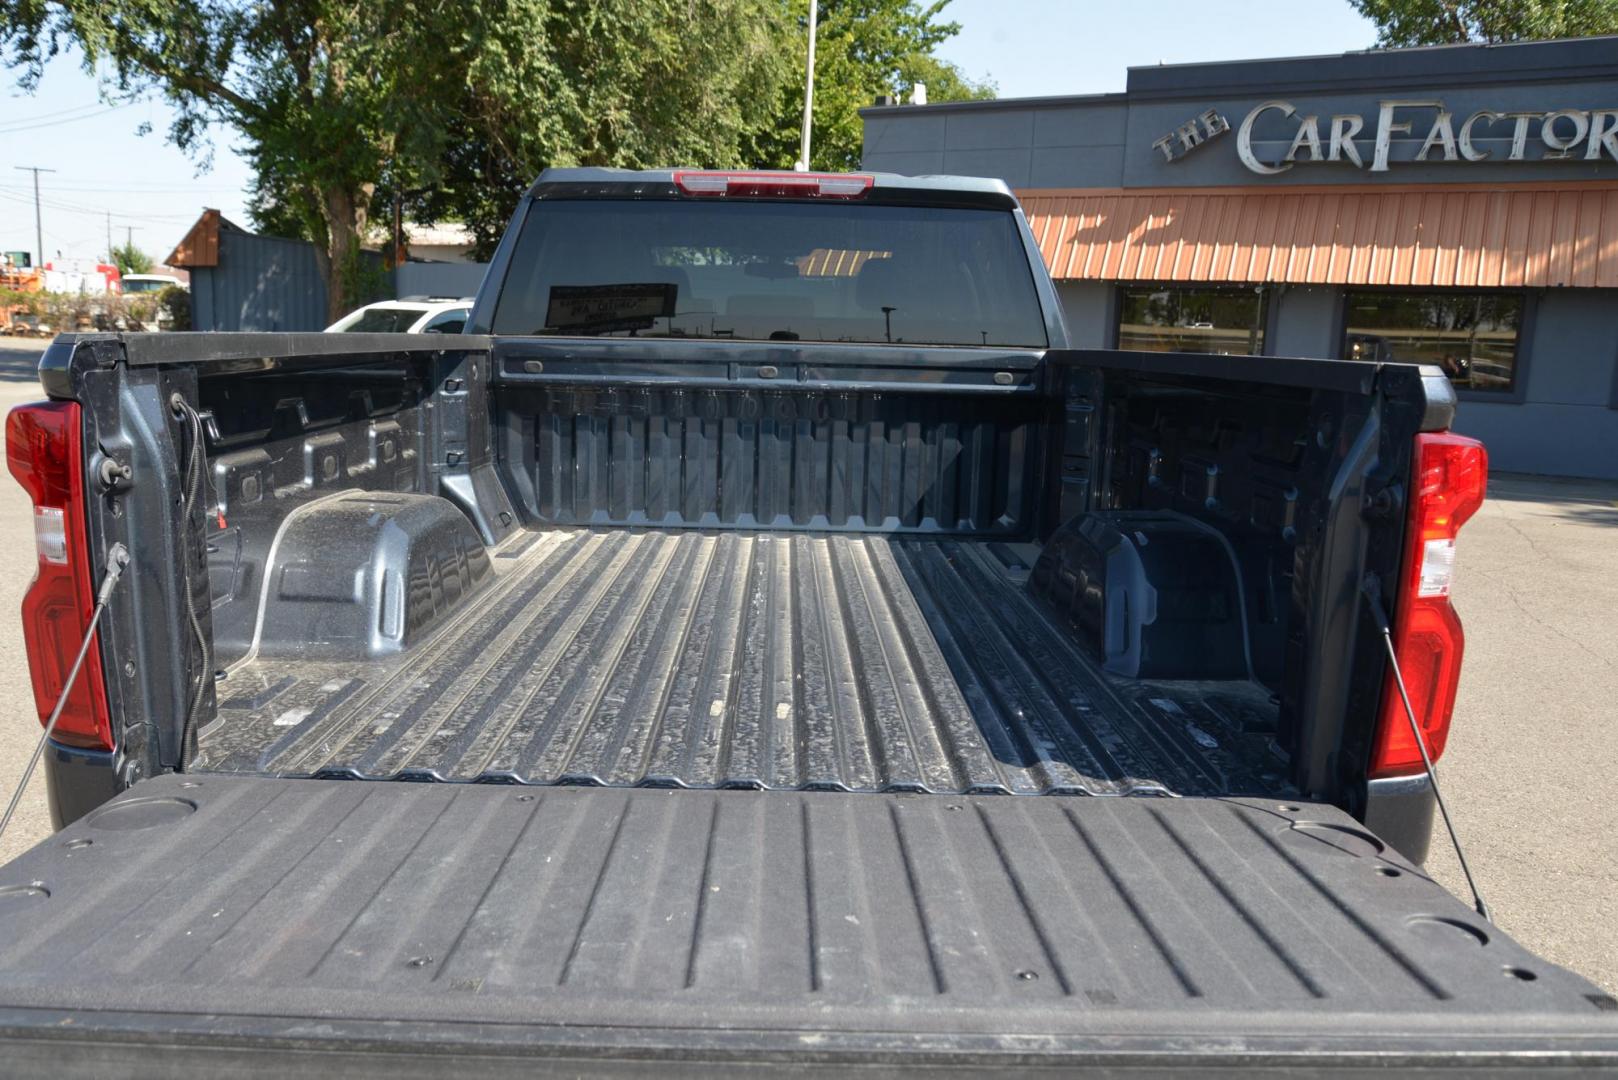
top-left (190, 231), bottom-right (387, 332)
top-left (1021, 183), bottom-right (1618, 288)
top-left (395, 261), bottom-right (488, 299)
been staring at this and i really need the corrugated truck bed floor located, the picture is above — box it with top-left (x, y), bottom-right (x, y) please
top-left (195, 529), bottom-right (1289, 797)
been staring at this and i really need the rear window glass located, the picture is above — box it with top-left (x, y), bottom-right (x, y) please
top-left (339, 308), bottom-right (422, 333)
top-left (490, 199), bottom-right (1047, 347)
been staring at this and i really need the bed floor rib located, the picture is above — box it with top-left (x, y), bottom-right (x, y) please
top-left (196, 529), bottom-right (1289, 797)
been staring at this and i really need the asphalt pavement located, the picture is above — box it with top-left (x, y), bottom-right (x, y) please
top-left (1423, 469), bottom-right (1618, 994)
top-left (0, 338), bottom-right (57, 869)
top-left (0, 333), bottom-right (1611, 992)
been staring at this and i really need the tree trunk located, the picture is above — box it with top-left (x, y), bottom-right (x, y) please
top-left (318, 185), bottom-right (372, 325)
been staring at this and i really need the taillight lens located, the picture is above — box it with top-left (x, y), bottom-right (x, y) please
top-left (672, 170), bottom-right (873, 199)
top-left (1369, 432), bottom-right (1487, 778)
top-left (5, 402), bottom-right (113, 750)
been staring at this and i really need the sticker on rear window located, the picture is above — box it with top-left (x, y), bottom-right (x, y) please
top-left (545, 283), bottom-right (676, 334)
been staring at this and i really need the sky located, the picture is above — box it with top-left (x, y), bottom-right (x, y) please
top-left (0, 0), bottom-right (1380, 266)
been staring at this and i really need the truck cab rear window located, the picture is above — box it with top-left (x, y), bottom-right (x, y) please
top-left (489, 200), bottom-right (1048, 347)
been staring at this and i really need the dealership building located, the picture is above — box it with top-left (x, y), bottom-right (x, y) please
top-left (861, 36), bottom-right (1618, 478)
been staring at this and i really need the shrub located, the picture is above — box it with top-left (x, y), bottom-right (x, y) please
top-left (157, 284), bottom-right (191, 330)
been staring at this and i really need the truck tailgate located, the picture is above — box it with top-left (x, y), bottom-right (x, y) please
top-left (0, 775), bottom-right (1612, 1075)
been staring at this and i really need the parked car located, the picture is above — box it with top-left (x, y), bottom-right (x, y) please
top-left (324, 296), bottom-right (472, 334)
top-left (119, 273), bottom-right (187, 295)
top-left (2, 169), bottom-right (1614, 1073)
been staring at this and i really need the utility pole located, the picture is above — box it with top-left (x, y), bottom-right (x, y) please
top-left (13, 165), bottom-right (56, 268)
top-left (106, 211), bottom-right (112, 262)
top-left (794, 0), bottom-right (818, 171)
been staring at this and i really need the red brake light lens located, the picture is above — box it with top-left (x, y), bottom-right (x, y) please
top-left (1369, 432), bottom-right (1487, 778)
top-left (672, 171), bottom-right (873, 199)
top-left (5, 401), bottom-right (114, 750)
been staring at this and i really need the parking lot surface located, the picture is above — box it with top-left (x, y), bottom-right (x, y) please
top-left (1423, 469), bottom-right (1618, 994)
top-left (0, 335), bottom-right (1611, 991)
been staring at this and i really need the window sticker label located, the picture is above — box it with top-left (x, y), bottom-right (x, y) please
top-left (545, 283), bottom-right (677, 333)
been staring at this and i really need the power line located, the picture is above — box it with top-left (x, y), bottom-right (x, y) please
top-left (0, 180), bottom-right (245, 194)
top-left (0, 99), bottom-right (124, 123)
top-left (0, 187), bottom-right (195, 222)
top-left (0, 101), bottom-right (137, 135)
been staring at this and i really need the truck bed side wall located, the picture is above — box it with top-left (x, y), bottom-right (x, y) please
top-left (58, 337), bottom-right (503, 793)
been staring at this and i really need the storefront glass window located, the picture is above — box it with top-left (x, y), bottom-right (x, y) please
top-left (1342, 292), bottom-right (1522, 392)
top-left (1116, 287), bottom-right (1268, 356)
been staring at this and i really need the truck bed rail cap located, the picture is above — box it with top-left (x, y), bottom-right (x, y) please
top-left (52, 332), bottom-right (492, 368)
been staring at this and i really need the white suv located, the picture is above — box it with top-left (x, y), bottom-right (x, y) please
top-left (324, 297), bottom-right (472, 334)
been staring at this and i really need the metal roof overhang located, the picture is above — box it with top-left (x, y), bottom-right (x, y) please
top-left (1020, 181), bottom-right (1618, 289)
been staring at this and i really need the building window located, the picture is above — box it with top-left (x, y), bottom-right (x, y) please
top-left (1343, 292), bottom-right (1523, 392)
top-left (1117, 286), bottom-right (1268, 356)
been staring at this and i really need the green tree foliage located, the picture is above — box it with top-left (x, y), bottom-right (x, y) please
top-left (748, 0), bottom-right (994, 173)
top-left (3, 0), bottom-right (989, 294)
top-left (156, 283), bottom-right (191, 330)
top-left (109, 241), bottom-right (152, 276)
top-left (405, 0), bottom-right (801, 260)
top-left (2, 0), bottom-right (480, 321)
top-left (1349, 0), bottom-right (1618, 45)
top-left (412, 0), bottom-right (993, 259)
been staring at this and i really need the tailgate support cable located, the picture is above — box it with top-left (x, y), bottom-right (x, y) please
top-left (0, 543), bottom-right (130, 847)
top-left (1362, 574), bottom-right (1491, 922)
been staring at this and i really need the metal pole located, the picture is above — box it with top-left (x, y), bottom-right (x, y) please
top-left (14, 166), bottom-right (56, 267)
top-left (795, 0), bottom-right (818, 171)
top-left (122, 226), bottom-right (141, 276)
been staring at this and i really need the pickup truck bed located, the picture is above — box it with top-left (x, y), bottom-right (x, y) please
top-left (1, 774), bottom-right (1612, 1074)
top-left (13, 170), bottom-right (1615, 1072)
top-left (195, 529), bottom-right (1285, 796)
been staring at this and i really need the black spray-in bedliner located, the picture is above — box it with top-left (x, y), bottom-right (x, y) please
top-left (195, 529), bottom-right (1288, 796)
top-left (0, 775), bottom-right (1610, 1070)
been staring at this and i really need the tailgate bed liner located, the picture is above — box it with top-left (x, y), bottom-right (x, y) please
top-left (0, 775), bottom-right (1611, 1072)
top-left (196, 529), bottom-right (1285, 797)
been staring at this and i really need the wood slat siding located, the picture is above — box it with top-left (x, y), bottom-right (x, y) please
top-left (1020, 183), bottom-right (1618, 288)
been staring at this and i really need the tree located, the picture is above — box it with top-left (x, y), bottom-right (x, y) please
top-left (4, 0), bottom-right (988, 291)
top-left (156, 283), bottom-right (190, 330)
top-left (408, 0), bottom-right (798, 260)
top-left (2, 0), bottom-right (477, 321)
top-left (410, 0), bottom-right (992, 259)
top-left (109, 241), bottom-right (152, 277)
top-left (746, 0), bottom-right (994, 173)
top-left (1349, 0), bottom-right (1618, 45)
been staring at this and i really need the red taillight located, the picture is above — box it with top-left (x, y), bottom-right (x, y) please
top-left (5, 402), bottom-right (113, 750)
top-left (672, 170), bottom-right (873, 199)
top-left (1369, 432), bottom-right (1488, 778)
